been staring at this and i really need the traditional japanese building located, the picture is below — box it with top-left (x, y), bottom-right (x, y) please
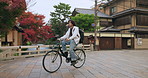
top-left (101, 0), bottom-right (148, 49)
top-left (72, 0), bottom-right (148, 50)
top-left (0, 26), bottom-right (23, 46)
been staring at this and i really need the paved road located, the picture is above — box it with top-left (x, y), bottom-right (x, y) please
top-left (0, 50), bottom-right (148, 78)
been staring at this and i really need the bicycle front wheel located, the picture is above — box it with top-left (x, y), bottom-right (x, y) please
top-left (73, 49), bottom-right (86, 68)
top-left (42, 51), bottom-right (62, 73)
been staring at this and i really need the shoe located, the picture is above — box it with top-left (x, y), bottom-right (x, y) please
top-left (71, 61), bottom-right (77, 66)
top-left (71, 58), bottom-right (77, 66)
top-left (66, 57), bottom-right (71, 63)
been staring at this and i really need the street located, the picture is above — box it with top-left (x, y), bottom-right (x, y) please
top-left (0, 50), bottom-right (148, 78)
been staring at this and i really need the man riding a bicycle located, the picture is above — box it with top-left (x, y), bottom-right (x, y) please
top-left (43, 20), bottom-right (85, 72)
top-left (58, 20), bottom-right (80, 65)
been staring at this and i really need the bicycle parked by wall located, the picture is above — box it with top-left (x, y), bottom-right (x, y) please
top-left (42, 40), bottom-right (86, 73)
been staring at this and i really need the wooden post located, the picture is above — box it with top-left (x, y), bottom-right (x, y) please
top-left (94, 0), bottom-right (98, 51)
top-left (131, 37), bottom-right (134, 49)
top-left (37, 46), bottom-right (40, 54)
top-left (18, 46), bottom-right (21, 56)
top-left (132, 13), bottom-right (136, 27)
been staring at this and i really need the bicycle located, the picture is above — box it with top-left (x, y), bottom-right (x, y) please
top-left (42, 40), bottom-right (86, 73)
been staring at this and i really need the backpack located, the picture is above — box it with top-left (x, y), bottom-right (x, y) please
top-left (78, 29), bottom-right (84, 43)
top-left (73, 28), bottom-right (84, 43)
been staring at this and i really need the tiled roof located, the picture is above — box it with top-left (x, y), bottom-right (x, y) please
top-left (73, 8), bottom-right (112, 18)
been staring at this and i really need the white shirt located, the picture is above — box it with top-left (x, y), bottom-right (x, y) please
top-left (60, 26), bottom-right (80, 44)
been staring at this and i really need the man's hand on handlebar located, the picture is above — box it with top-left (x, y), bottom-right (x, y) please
top-left (57, 38), bottom-right (61, 41)
top-left (57, 38), bottom-right (70, 41)
top-left (65, 38), bottom-right (70, 41)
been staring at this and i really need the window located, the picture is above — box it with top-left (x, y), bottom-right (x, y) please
top-left (100, 21), bottom-right (113, 27)
top-left (137, 0), bottom-right (148, 8)
top-left (114, 15), bottom-right (131, 26)
top-left (110, 6), bottom-right (116, 15)
top-left (137, 14), bottom-right (148, 26)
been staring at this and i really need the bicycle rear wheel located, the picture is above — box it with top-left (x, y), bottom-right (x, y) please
top-left (73, 49), bottom-right (86, 68)
top-left (42, 51), bottom-right (62, 73)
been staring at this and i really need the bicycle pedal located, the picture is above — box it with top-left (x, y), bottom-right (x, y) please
top-left (66, 58), bottom-right (71, 63)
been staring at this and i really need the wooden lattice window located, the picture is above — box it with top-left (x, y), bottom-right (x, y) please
top-left (137, 0), bottom-right (148, 8)
top-left (137, 14), bottom-right (148, 26)
top-left (114, 15), bottom-right (131, 26)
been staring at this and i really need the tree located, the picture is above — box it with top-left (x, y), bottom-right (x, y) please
top-left (19, 12), bottom-right (45, 29)
top-left (71, 14), bottom-right (95, 32)
top-left (38, 26), bottom-right (54, 43)
top-left (50, 3), bottom-right (71, 36)
top-left (0, 0), bottom-right (26, 37)
top-left (19, 12), bottom-right (54, 44)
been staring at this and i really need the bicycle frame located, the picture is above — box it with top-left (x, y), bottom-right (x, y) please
top-left (51, 40), bottom-right (83, 60)
top-left (51, 41), bottom-right (68, 59)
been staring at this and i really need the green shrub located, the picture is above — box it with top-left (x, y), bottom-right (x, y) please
top-left (21, 48), bottom-right (28, 51)
top-left (13, 53), bottom-right (19, 56)
top-left (26, 41), bottom-right (32, 45)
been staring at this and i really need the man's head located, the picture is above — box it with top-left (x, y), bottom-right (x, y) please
top-left (15, 17), bottom-right (19, 23)
top-left (68, 20), bottom-right (76, 28)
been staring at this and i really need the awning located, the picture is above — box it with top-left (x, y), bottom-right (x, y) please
top-left (129, 27), bottom-right (148, 33)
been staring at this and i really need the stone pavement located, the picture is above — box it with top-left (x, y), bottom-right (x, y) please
top-left (0, 50), bottom-right (148, 78)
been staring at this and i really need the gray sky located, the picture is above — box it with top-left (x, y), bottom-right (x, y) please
top-left (26, 0), bottom-right (95, 23)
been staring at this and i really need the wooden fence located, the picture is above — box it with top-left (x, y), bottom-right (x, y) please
top-left (0, 44), bottom-right (91, 60)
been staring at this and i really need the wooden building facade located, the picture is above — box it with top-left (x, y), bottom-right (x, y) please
top-left (84, 32), bottom-right (134, 50)
top-left (72, 0), bottom-right (148, 50)
top-left (0, 26), bottom-right (23, 46)
top-left (101, 0), bottom-right (148, 49)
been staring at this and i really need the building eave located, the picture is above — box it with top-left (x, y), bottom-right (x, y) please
top-left (129, 27), bottom-right (148, 34)
top-left (112, 8), bottom-right (148, 18)
top-left (13, 26), bottom-right (24, 33)
top-left (102, 0), bottom-right (117, 8)
top-left (72, 8), bottom-right (113, 18)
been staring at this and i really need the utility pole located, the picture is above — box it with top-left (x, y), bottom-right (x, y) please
top-left (0, 38), bottom-right (1, 47)
top-left (94, 0), bottom-right (98, 51)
